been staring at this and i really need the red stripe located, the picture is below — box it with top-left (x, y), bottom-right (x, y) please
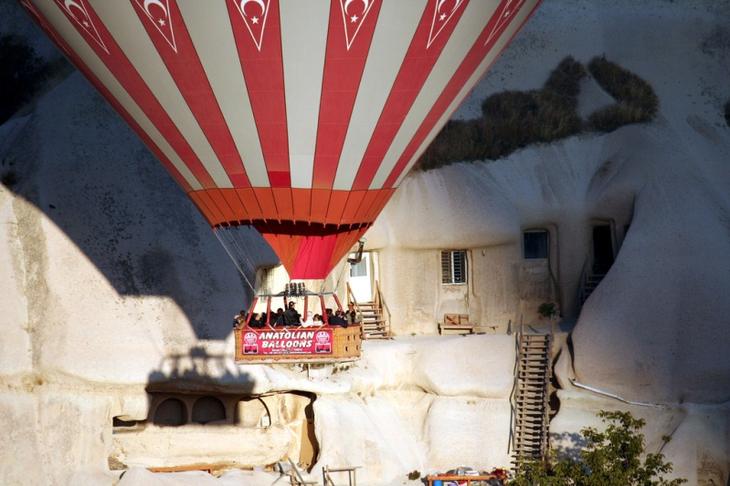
top-left (272, 187), bottom-right (294, 221)
top-left (341, 190), bottom-right (366, 224)
top-left (188, 192), bottom-right (213, 225)
top-left (221, 188), bottom-right (248, 221)
top-left (327, 228), bottom-right (368, 272)
top-left (208, 189), bottom-right (237, 223)
top-left (49, 0), bottom-right (217, 190)
top-left (310, 189), bottom-right (331, 222)
top-left (131, 0), bottom-right (250, 187)
top-left (253, 187), bottom-right (277, 221)
top-left (22, 2), bottom-right (194, 195)
top-left (236, 188), bottom-right (263, 220)
top-left (353, 189), bottom-right (379, 222)
top-left (383, 0), bottom-right (540, 187)
top-left (310, 0), bottom-right (381, 190)
top-left (350, 0), bottom-right (469, 191)
top-left (196, 191), bottom-right (224, 225)
top-left (325, 191), bottom-right (349, 225)
top-left (227, 0), bottom-right (290, 188)
top-left (291, 188), bottom-right (311, 222)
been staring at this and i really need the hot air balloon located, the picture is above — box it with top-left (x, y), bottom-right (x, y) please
top-left (20, 0), bottom-right (540, 281)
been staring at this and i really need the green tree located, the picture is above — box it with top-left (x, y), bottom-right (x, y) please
top-left (510, 411), bottom-right (686, 485)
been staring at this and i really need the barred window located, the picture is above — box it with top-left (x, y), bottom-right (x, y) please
top-left (441, 250), bottom-right (467, 284)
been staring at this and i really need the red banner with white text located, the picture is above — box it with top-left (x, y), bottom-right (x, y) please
top-left (241, 328), bottom-right (333, 355)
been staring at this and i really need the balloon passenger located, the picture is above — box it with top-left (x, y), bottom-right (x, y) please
top-left (284, 301), bottom-right (301, 326)
top-left (248, 312), bottom-right (264, 329)
top-left (274, 308), bottom-right (285, 326)
top-left (346, 303), bottom-right (361, 325)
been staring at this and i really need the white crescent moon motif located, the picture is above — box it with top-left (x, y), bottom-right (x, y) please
top-left (240, 0), bottom-right (265, 16)
top-left (143, 0), bottom-right (168, 18)
top-left (64, 0), bottom-right (84, 15)
top-left (344, 0), bottom-right (370, 15)
top-left (437, 0), bottom-right (462, 14)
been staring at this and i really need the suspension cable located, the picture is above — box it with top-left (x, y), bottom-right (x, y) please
top-left (214, 228), bottom-right (256, 293)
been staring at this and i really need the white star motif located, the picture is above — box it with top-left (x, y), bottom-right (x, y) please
top-left (251, 16), bottom-right (259, 24)
top-left (439, 13), bottom-right (446, 21)
top-left (350, 14), bottom-right (359, 23)
top-left (157, 18), bottom-right (166, 26)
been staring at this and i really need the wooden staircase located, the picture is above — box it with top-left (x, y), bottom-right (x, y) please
top-left (357, 301), bottom-right (389, 339)
top-left (579, 271), bottom-right (606, 305)
top-left (510, 331), bottom-right (552, 468)
top-left (347, 281), bottom-right (391, 339)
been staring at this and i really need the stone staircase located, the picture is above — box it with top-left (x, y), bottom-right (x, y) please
top-left (511, 332), bottom-right (552, 468)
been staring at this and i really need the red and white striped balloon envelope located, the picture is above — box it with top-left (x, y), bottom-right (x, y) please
top-left (21, 0), bottom-right (540, 279)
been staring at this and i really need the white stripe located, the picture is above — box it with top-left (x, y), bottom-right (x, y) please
top-left (280, 0), bottom-right (329, 189)
top-left (34, 0), bottom-right (201, 191)
top-left (177, 0), bottom-right (270, 187)
top-left (332, 0), bottom-right (424, 191)
top-left (393, 0), bottom-right (537, 187)
top-left (370, 0), bottom-right (498, 189)
top-left (88, 0), bottom-right (233, 188)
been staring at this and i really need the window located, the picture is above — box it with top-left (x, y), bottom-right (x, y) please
top-left (523, 230), bottom-right (549, 259)
top-left (441, 250), bottom-right (467, 284)
top-left (349, 257), bottom-right (368, 278)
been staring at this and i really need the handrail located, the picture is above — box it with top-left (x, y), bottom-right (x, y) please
top-left (507, 324), bottom-right (521, 455)
top-left (286, 458), bottom-right (316, 486)
top-left (374, 280), bottom-right (391, 337)
top-left (346, 282), bottom-right (364, 319)
top-left (323, 465), bottom-right (359, 486)
top-left (576, 256), bottom-right (591, 308)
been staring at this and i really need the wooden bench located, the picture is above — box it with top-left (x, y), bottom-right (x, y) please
top-left (438, 313), bottom-right (476, 335)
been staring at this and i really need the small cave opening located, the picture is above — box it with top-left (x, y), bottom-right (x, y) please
top-left (299, 392), bottom-right (319, 472)
top-left (112, 417), bottom-right (139, 428)
top-left (109, 390), bottom-right (321, 473)
top-left (192, 396), bottom-right (227, 424)
top-left (153, 397), bottom-right (187, 426)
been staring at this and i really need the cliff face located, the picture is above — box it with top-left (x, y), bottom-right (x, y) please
top-left (362, 1), bottom-right (730, 482)
top-left (370, 0), bottom-right (730, 403)
top-left (1, 0), bottom-right (730, 484)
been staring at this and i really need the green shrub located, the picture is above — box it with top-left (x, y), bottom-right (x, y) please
top-left (417, 119), bottom-right (485, 171)
top-left (415, 55), bottom-right (657, 170)
top-left (538, 302), bottom-right (558, 318)
top-left (510, 410), bottom-right (686, 485)
top-left (0, 35), bottom-right (47, 124)
top-left (544, 56), bottom-right (587, 105)
top-left (417, 57), bottom-right (586, 170)
top-left (587, 56), bottom-right (658, 132)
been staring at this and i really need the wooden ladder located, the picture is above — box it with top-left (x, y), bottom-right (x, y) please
top-left (510, 331), bottom-right (552, 469)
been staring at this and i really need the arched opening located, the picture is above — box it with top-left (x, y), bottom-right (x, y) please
top-left (153, 398), bottom-right (186, 426)
top-left (236, 397), bottom-right (271, 428)
top-left (192, 396), bottom-right (226, 424)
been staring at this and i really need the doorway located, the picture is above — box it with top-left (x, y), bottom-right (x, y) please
top-left (592, 224), bottom-right (614, 274)
top-left (349, 251), bottom-right (372, 303)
